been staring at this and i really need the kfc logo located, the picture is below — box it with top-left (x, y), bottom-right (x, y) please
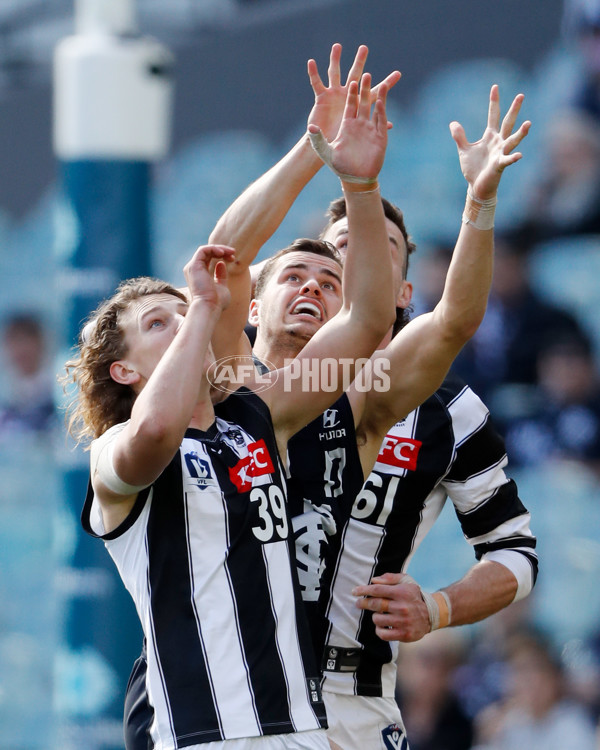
top-left (229, 439), bottom-right (275, 492)
top-left (377, 434), bottom-right (422, 471)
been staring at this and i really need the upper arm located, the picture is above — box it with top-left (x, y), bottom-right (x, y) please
top-left (261, 307), bottom-right (383, 440)
top-left (362, 313), bottom-right (462, 439)
top-left (211, 264), bottom-right (254, 361)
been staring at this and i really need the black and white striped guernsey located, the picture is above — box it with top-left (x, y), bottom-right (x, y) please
top-left (81, 388), bottom-right (326, 749)
top-left (285, 372), bottom-right (538, 698)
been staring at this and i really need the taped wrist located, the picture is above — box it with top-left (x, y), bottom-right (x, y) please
top-left (308, 129), bottom-right (378, 185)
top-left (462, 188), bottom-right (497, 230)
top-left (420, 589), bottom-right (452, 631)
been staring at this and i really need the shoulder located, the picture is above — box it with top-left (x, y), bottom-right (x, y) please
top-left (90, 420), bottom-right (130, 472)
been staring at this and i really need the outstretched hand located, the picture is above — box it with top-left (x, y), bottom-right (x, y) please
top-left (352, 571), bottom-right (431, 643)
top-left (307, 42), bottom-right (400, 142)
top-left (183, 244), bottom-right (235, 312)
top-left (450, 84), bottom-right (531, 201)
top-left (308, 73), bottom-right (390, 184)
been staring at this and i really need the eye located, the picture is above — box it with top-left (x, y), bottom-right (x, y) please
top-left (286, 273), bottom-right (300, 282)
top-left (322, 281), bottom-right (336, 291)
top-left (149, 318), bottom-right (164, 329)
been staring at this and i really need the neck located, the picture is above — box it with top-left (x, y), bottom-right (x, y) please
top-left (253, 333), bottom-right (306, 370)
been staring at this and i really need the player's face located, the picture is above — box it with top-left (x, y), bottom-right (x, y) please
top-left (114, 293), bottom-right (190, 389)
top-left (253, 251), bottom-right (343, 341)
top-left (322, 216), bottom-right (408, 302)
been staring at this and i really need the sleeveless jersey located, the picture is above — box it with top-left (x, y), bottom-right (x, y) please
top-left (320, 373), bottom-right (538, 697)
top-left (82, 389), bottom-right (326, 749)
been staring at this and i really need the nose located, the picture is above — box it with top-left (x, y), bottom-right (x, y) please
top-left (301, 278), bottom-right (321, 296)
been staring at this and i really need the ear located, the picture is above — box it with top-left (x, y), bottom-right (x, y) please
top-left (109, 360), bottom-right (141, 386)
top-left (396, 280), bottom-right (413, 309)
top-left (247, 298), bottom-right (260, 328)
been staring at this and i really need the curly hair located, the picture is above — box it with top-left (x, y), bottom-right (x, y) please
top-left (62, 277), bottom-right (187, 445)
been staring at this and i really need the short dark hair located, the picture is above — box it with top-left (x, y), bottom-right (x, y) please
top-left (321, 196), bottom-right (415, 337)
top-left (254, 238), bottom-right (342, 299)
top-left (321, 196), bottom-right (417, 277)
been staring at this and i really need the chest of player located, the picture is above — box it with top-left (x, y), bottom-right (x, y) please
top-left (149, 426), bottom-right (292, 551)
top-left (350, 400), bottom-right (456, 528)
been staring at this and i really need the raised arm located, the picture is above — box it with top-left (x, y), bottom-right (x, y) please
top-left (262, 75), bottom-right (396, 442)
top-left (92, 245), bottom-right (232, 529)
top-left (208, 45), bottom-right (400, 360)
top-left (209, 43), bottom-right (399, 268)
top-left (361, 86), bottom-right (531, 447)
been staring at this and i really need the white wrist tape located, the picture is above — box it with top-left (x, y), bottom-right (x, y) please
top-left (308, 129), bottom-right (377, 185)
top-left (420, 589), bottom-right (452, 631)
top-left (462, 188), bottom-right (497, 231)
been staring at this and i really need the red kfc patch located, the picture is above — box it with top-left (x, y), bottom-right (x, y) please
top-left (229, 439), bottom-right (275, 492)
top-left (376, 434), bottom-right (422, 471)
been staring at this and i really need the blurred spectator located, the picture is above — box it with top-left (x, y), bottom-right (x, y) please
top-left (501, 331), bottom-right (600, 474)
top-left (563, 0), bottom-right (600, 122)
top-left (516, 109), bottom-right (600, 243)
top-left (412, 235), bottom-right (585, 407)
top-left (452, 597), bottom-right (534, 721)
top-left (395, 630), bottom-right (474, 750)
top-left (472, 628), bottom-right (597, 750)
top-left (0, 313), bottom-right (55, 441)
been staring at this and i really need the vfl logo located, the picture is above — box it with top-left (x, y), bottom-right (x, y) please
top-left (377, 434), bottom-right (422, 471)
top-left (323, 409), bottom-right (339, 429)
top-left (382, 723), bottom-right (408, 750)
top-left (185, 452), bottom-right (213, 490)
top-left (229, 439), bottom-right (275, 492)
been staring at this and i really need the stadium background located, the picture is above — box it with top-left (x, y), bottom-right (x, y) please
top-left (2, 1), bottom-right (600, 748)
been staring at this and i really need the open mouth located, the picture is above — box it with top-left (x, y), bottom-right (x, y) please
top-left (290, 300), bottom-right (323, 321)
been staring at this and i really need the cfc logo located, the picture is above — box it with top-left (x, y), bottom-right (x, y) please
top-left (229, 439), bottom-right (275, 492)
top-left (377, 434), bottom-right (422, 471)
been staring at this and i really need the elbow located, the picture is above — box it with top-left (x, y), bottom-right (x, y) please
top-left (130, 413), bottom-right (176, 453)
top-left (443, 310), bottom-right (484, 347)
top-left (353, 304), bottom-right (396, 343)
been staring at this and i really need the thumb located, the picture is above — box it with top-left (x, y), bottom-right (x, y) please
top-left (214, 260), bottom-right (228, 283)
top-left (449, 121), bottom-right (468, 149)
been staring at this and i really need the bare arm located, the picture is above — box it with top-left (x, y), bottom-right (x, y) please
top-left (352, 562), bottom-right (518, 643)
top-left (360, 85), bottom-right (531, 445)
top-left (262, 75), bottom-right (396, 442)
top-left (208, 43), bottom-right (399, 268)
top-left (93, 246), bottom-right (232, 528)
top-left (209, 44), bottom-right (400, 360)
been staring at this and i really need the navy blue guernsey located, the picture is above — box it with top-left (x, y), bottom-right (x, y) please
top-left (82, 389), bottom-right (326, 749)
top-left (286, 393), bottom-right (364, 660)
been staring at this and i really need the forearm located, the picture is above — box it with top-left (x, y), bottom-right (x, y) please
top-left (131, 300), bottom-right (219, 441)
top-left (208, 133), bottom-right (322, 269)
top-left (340, 182), bottom-right (396, 330)
top-left (434, 214), bottom-right (494, 342)
top-left (440, 560), bottom-right (518, 626)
